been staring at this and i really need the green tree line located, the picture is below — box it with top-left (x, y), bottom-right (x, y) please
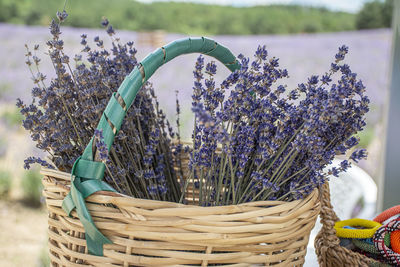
top-left (0, 0), bottom-right (393, 35)
top-left (356, 0), bottom-right (393, 29)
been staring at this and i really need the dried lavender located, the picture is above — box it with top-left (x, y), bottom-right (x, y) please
top-left (184, 44), bottom-right (369, 205)
top-left (20, 11), bottom-right (369, 206)
top-left (19, 11), bottom-right (181, 202)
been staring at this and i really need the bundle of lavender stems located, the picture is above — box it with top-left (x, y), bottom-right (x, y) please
top-left (19, 11), bottom-right (369, 206)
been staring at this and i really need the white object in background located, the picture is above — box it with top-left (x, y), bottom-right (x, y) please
top-left (305, 159), bottom-right (377, 266)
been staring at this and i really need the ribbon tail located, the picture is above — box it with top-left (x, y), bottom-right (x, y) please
top-left (70, 178), bottom-right (112, 256)
top-left (85, 222), bottom-right (113, 256)
top-left (62, 192), bottom-right (76, 216)
top-left (78, 208), bottom-right (113, 256)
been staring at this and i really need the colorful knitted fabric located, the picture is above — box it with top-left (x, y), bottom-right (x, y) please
top-left (369, 261), bottom-right (393, 267)
top-left (335, 218), bottom-right (381, 239)
top-left (391, 230), bottom-right (400, 254)
top-left (383, 215), bottom-right (400, 226)
top-left (352, 234), bottom-right (391, 254)
top-left (373, 217), bottom-right (400, 265)
top-left (374, 205), bottom-right (400, 224)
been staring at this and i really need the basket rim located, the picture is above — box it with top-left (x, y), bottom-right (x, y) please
top-left (41, 167), bottom-right (319, 210)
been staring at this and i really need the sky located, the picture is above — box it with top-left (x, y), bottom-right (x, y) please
top-left (135, 0), bottom-right (369, 13)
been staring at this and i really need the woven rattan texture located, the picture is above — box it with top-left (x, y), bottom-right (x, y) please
top-left (42, 167), bottom-right (320, 267)
top-left (314, 183), bottom-right (383, 267)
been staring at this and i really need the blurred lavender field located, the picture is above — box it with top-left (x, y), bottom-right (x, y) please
top-left (0, 24), bottom-right (391, 112)
top-left (0, 23), bottom-right (392, 176)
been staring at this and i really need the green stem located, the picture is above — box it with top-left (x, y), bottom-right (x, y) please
top-left (215, 152), bottom-right (227, 205)
top-left (261, 124), bottom-right (304, 177)
top-left (60, 97), bottom-right (84, 147)
top-left (238, 124), bottom-right (305, 202)
top-left (104, 164), bottom-right (123, 193)
top-left (276, 182), bottom-right (314, 201)
top-left (228, 157), bottom-right (236, 205)
top-left (250, 187), bottom-right (267, 202)
top-left (199, 168), bottom-right (204, 205)
top-left (110, 147), bottom-right (133, 195)
top-left (179, 172), bottom-right (192, 203)
top-left (277, 166), bottom-right (308, 187)
top-left (270, 149), bottom-right (298, 185)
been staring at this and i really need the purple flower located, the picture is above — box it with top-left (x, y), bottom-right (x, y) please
top-left (101, 18), bottom-right (109, 27)
top-left (350, 149), bottom-right (367, 163)
top-left (20, 11), bottom-right (182, 203)
top-left (187, 44), bottom-right (369, 204)
top-left (56, 10), bottom-right (68, 22)
top-left (94, 129), bottom-right (108, 162)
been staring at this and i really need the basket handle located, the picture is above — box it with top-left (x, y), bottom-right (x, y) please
top-left (61, 37), bottom-right (241, 256)
top-left (315, 183), bottom-right (376, 266)
top-left (318, 182), bottom-right (340, 239)
top-left (315, 183), bottom-right (341, 265)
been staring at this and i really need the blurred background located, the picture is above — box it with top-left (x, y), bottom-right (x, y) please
top-left (0, 0), bottom-right (396, 266)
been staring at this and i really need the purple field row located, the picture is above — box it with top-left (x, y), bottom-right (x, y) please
top-left (0, 24), bottom-right (392, 134)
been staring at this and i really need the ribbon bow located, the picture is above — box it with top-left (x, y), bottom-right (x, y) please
top-left (62, 156), bottom-right (116, 256)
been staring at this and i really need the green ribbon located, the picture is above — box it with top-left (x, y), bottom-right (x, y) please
top-left (61, 37), bottom-right (241, 256)
top-left (62, 157), bottom-right (116, 256)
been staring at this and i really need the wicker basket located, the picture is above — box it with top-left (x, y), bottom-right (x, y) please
top-left (41, 37), bottom-right (321, 266)
top-left (42, 168), bottom-right (320, 266)
top-left (314, 183), bottom-right (386, 267)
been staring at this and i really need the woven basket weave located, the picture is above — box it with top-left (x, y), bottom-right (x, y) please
top-left (40, 37), bottom-right (321, 266)
top-left (314, 183), bottom-right (385, 267)
top-left (42, 167), bottom-right (320, 266)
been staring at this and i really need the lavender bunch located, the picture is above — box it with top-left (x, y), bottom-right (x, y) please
top-left (185, 45), bottom-right (369, 205)
top-left (19, 11), bottom-right (369, 206)
top-left (18, 11), bottom-right (181, 202)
